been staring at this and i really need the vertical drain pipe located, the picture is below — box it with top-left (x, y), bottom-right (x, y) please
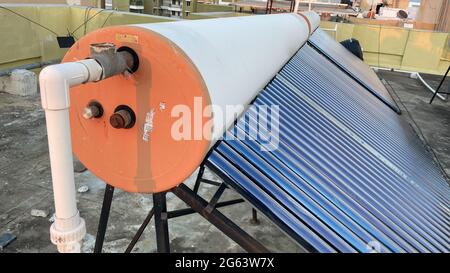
top-left (39, 59), bottom-right (102, 252)
top-left (40, 44), bottom-right (135, 252)
top-left (40, 60), bottom-right (103, 253)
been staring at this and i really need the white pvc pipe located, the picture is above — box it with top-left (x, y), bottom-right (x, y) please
top-left (40, 59), bottom-right (102, 252)
top-left (45, 110), bottom-right (77, 219)
top-left (415, 72), bottom-right (447, 101)
top-left (372, 66), bottom-right (447, 101)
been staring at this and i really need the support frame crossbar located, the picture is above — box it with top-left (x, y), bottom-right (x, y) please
top-left (93, 164), bottom-right (265, 253)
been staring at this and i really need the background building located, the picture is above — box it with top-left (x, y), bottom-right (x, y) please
top-left (357, 0), bottom-right (449, 31)
top-left (152, 0), bottom-right (232, 18)
top-left (1, 0), bottom-right (448, 31)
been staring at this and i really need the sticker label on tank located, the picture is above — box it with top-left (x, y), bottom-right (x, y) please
top-left (116, 33), bottom-right (139, 44)
top-left (142, 109), bottom-right (155, 142)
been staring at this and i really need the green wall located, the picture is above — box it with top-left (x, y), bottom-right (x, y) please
top-left (320, 21), bottom-right (450, 75)
top-left (0, 5), bottom-right (70, 70)
top-left (0, 4), bottom-right (174, 71)
top-left (113, 0), bottom-right (130, 11)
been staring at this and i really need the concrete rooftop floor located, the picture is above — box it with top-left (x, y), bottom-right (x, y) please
top-left (0, 70), bottom-right (449, 253)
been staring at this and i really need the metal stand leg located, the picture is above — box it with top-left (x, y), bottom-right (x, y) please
top-left (94, 184), bottom-right (114, 253)
top-left (153, 192), bottom-right (170, 253)
top-left (265, 0), bottom-right (273, 14)
top-left (94, 166), bottom-right (263, 253)
top-left (250, 208), bottom-right (260, 225)
top-left (125, 207), bottom-right (154, 253)
top-left (290, 0), bottom-right (295, 12)
top-left (193, 165), bottom-right (205, 194)
top-left (172, 184), bottom-right (268, 253)
top-left (430, 66), bottom-right (450, 104)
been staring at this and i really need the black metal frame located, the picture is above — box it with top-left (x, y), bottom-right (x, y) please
top-left (93, 164), bottom-right (267, 253)
top-left (429, 65), bottom-right (450, 104)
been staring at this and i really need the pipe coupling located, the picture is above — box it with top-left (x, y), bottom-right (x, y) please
top-left (90, 43), bottom-right (135, 80)
top-left (50, 211), bottom-right (86, 253)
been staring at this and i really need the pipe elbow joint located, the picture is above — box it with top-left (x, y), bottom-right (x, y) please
top-left (40, 60), bottom-right (102, 111)
top-left (40, 65), bottom-right (74, 111)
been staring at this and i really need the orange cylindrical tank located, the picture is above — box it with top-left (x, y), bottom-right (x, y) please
top-left (65, 27), bottom-right (212, 193)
